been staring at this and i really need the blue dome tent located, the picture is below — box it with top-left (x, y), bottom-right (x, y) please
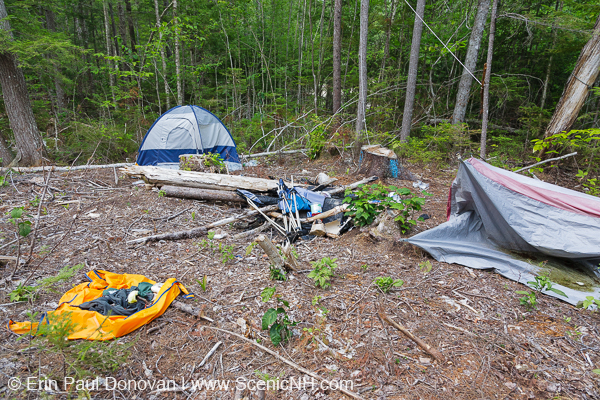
top-left (136, 105), bottom-right (242, 170)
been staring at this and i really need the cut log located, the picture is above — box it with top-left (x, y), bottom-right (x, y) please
top-left (126, 205), bottom-right (279, 244)
top-left (120, 165), bottom-right (280, 192)
top-left (255, 234), bottom-right (297, 272)
top-left (358, 145), bottom-right (397, 178)
top-left (162, 185), bottom-right (245, 203)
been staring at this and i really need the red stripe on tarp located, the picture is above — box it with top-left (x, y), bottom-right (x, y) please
top-left (447, 185), bottom-right (452, 221)
top-left (468, 158), bottom-right (600, 219)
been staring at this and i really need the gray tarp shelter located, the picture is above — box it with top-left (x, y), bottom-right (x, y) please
top-left (406, 158), bottom-right (600, 305)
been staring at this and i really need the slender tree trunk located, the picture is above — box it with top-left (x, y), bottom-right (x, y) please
top-left (540, 1), bottom-right (562, 110)
top-left (332, 0), bottom-right (342, 114)
top-left (154, 0), bottom-right (169, 109)
top-left (379, 0), bottom-right (397, 81)
top-left (452, 0), bottom-right (490, 124)
top-left (109, 2), bottom-right (120, 56)
top-left (544, 14), bottom-right (600, 138)
top-left (480, 0), bottom-right (499, 159)
top-left (297, 0), bottom-right (307, 109)
top-left (173, 0), bottom-right (182, 106)
top-left (102, 0), bottom-right (117, 107)
top-left (0, 0), bottom-right (44, 166)
top-left (124, 0), bottom-right (136, 52)
top-left (356, 0), bottom-right (369, 138)
top-left (399, 0), bottom-right (426, 142)
top-left (45, 9), bottom-right (67, 113)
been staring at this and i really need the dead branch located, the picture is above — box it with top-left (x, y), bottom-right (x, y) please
top-left (202, 326), bottom-right (365, 400)
top-left (233, 222), bottom-right (269, 240)
top-left (379, 311), bottom-right (445, 362)
top-left (327, 176), bottom-right (378, 195)
top-left (513, 151), bottom-right (577, 173)
top-left (1, 162), bottom-right (133, 173)
top-left (126, 205), bottom-right (279, 245)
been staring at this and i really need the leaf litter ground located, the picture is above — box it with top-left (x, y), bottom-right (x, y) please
top-left (0, 156), bottom-right (599, 399)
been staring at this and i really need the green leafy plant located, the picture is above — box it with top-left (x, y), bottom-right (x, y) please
top-left (581, 296), bottom-right (600, 310)
top-left (254, 370), bottom-right (284, 391)
top-left (344, 184), bottom-right (429, 233)
top-left (311, 295), bottom-right (322, 306)
top-left (10, 282), bottom-right (36, 302)
top-left (260, 287), bottom-right (297, 346)
top-left (195, 275), bottom-right (208, 292)
top-left (516, 290), bottom-right (538, 310)
top-left (218, 243), bottom-right (235, 264)
top-left (269, 264), bottom-right (287, 281)
top-left (360, 264), bottom-right (369, 271)
top-left (158, 189), bottom-right (166, 197)
top-left (528, 274), bottom-right (567, 298)
top-left (8, 207), bottom-right (32, 237)
top-left (374, 277), bottom-right (404, 293)
top-left (308, 257), bottom-right (337, 288)
top-left (419, 260), bottom-right (432, 274)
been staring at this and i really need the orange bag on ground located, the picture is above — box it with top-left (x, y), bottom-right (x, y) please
top-left (8, 270), bottom-right (192, 340)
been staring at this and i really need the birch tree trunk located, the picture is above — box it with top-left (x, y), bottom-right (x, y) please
top-left (332, 0), bottom-right (342, 114)
top-left (399, 0), bottom-right (426, 142)
top-left (451, 0), bottom-right (490, 124)
top-left (0, 0), bottom-right (44, 166)
top-left (356, 0), bottom-right (369, 138)
top-left (154, 0), bottom-right (169, 109)
top-left (173, 0), bottom-right (183, 106)
top-left (543, 14), bottom-right (600, 138)
top-left (480, 0), bottom-right (499, 159)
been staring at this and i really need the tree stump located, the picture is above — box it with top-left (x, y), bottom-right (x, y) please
top-left (179, 153), bottom-right (227, 174)
top-left (357, 145), bottom-right (415, 180)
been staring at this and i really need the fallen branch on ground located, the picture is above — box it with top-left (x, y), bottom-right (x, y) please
top-left (126, 205), bottom-right (279, 245)
top-left (1, 163), bottom-right (133, 173)
top-left (255, 234), bottom-right (297, 272)
top-left (379, 310), bottom-right (444, 362)
top-left (202, 326), bottom-right (365, 400)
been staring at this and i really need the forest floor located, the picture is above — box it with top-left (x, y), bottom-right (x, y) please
top-left (0, 155), bottom-right (599, 400)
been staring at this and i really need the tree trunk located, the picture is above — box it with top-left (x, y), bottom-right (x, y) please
top-left (44, 9), bottom-right (67, 113)
top-left (162, 186), bottom-right (246, 203)
top-left (544, 14), bottom-right (600, 138)
top-left (109, 2), bottom-right (120, 56)
top-left (173, 0), bottom-right (182, 106)
top-left (297, 0), bottom-right (307, 110)
top-left (356, 0), bottom-right (369, 139)
top-left (332, 0), bottom-right (342, 114)
top-left (154, 0), bottom-right (169, 109)
top-left (102, 0), bottom-right (117, 107)
top-left (379, 0), bottom-right (397, 81)
top-left (480, 0), bottom-right (499, 159)
top-left (540, 1), bottom-right (562, 111)
top-left (399, 0), bottom-right (426, 142)
top-left (0, 134), bottom-right (13, 166)
top-left (451, 0), bottom-right (490, 124)
top-left (0, 0), bottom-right (44, 166)
top-left (124, 0), bottom-right (136, 52)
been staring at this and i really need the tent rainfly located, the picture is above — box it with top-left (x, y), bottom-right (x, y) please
top-left (405, 158), bottom-right (600, 306)
top-left (136, 105), bottom-right (242, 170)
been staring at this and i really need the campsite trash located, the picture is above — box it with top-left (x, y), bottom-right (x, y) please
top-left (310, 202), bottom-right (323, 214)
top-left (405, 157), bottom-right (600, 306)
top-left (412, 180), bottom-right (430, 190)
top-left (9, 270), bottom-right (192, 340)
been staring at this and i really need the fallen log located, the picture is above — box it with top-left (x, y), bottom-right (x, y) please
top-left (162, 185), bottom-right (245, 203)
top-left (327, 176), bottom-right (378, 196)
top-left (126, 205), bottom-right (278, 245)
top-left (242, 149), bottom-right (308, 159)
top-left (120, 165), bottom-right (279, 192)
top-left (1, 162), bottom-right (134, 173)
top-left (513, 151), bottom-right (577, 173)
top-left (379, 311), bottom-right (444, 362)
